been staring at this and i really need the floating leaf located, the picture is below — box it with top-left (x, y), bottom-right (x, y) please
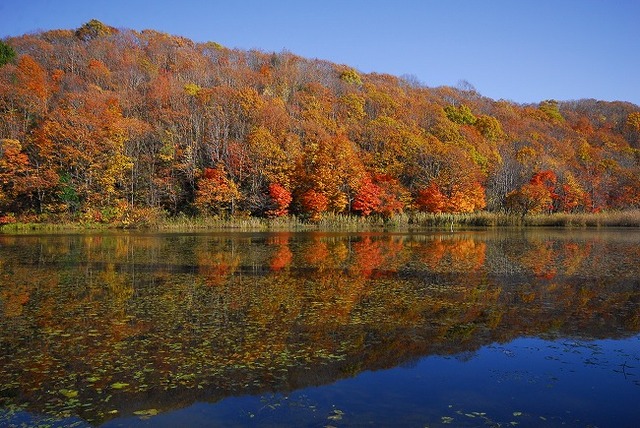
top-left (111, 382), bottom-right (130, 390)
top-left (59, 389), bottom-right (78, 398)
top-left (134, 409), bottom-right (159, 417)
top-left (327, 408), bottom-right (344, 421)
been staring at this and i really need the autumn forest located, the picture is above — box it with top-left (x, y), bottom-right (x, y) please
top-left (2, 20), bottom-right (640, 225)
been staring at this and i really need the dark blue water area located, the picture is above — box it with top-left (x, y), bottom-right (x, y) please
top-left (2, 336), bottom-right (639, 427)
top-left (95, 335), bottom-right (640, 428)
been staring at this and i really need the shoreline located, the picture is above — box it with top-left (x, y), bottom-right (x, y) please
top-left (2, 210), bottom-right (640, 233)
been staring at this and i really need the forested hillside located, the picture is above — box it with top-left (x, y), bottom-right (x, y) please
top-left (1, 20), bottom-right (639, 223)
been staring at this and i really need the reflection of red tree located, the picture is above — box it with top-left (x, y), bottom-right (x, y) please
top-left (1, 285), bottom-right (30, 317)
top-left (270, 245), bottom-right (293, 271)
top-left (561, 242), bottom-right (591, 275)
top-left (421, 239), bottom-right (447, 269)
top-left (420, 238), bottom-right (486, 272)
top-left (449, 240), bottom-right (486, 271)
top-left (352, 236), bottom-right (383, 278)
top-left (198, 252), bottom-right (240, 286)
top-left (519, 242), bottom-right (557, 280)
top-left (305, 240), bottom-right (330, 266)
top-left (266, 232), bottom-right (292, 245)
top-left (268, 233), bottom-right (294, 271)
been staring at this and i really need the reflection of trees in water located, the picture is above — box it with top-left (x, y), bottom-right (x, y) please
top-left (0, 231), bottom-right (639, 423)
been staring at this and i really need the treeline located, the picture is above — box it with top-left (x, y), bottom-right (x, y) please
top-left (1, 20), bottom-right (640, 224)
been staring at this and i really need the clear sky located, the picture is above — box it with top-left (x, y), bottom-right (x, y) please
top-left (1, 0), bottom-right (638, 105)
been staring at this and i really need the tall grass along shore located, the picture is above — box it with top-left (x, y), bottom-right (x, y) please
top-left (1, 210), bottom-right (640, 233)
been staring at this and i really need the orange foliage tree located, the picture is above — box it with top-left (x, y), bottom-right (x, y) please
top-left (506, 170), bottom-right (558, 214)
top-left (558, 172), bottom-right (590, 212)
top-left (446, 182), bottom-right (487, 213)
top-left (352, 177), bottom-right (381, 216)
top-left (0, 139), bottom-right (34, 211)
top-left (353, 174), bottom-right (408, 217)
top-left (375, 174), bottom-right (409, 217)
top-left (299, 189), bottom-right (329, 221)
top-left (0, 138), bottom-right (57, 214)
top-left (194, 165), bottom-right (240, 215)
top-left (416, 181), bottom-right (486, 213)
top-left (265, 183), bottom-right (292, 217)
top-left (416, 183), bottom-right (446, 213)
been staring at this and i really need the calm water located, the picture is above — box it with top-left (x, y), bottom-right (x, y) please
top-left (1, 229), bottom-right (639, 427)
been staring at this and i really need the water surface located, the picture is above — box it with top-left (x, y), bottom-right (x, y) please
top-left (1, 230), bottom-right (639, 426)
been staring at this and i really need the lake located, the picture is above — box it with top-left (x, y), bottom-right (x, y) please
top-left (1, 229), bottom-right (639, 427)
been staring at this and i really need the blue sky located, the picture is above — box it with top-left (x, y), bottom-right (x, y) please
top-left (1, 0), bottom-right (638, 105)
